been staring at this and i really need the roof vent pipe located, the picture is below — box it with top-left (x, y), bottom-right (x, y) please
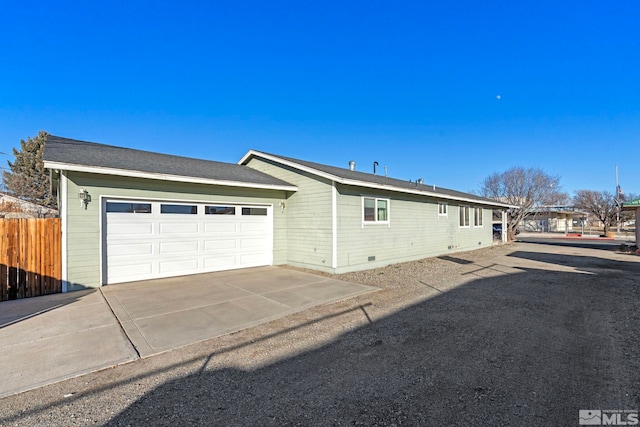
top-left (384, 166), bottom-right (388, 177)
top-left (417, 178), bottom-right (424, 185)
top-left (373, 161), bottom-right (379, 174)
top-left (349, 161), bottom-right (356, 171)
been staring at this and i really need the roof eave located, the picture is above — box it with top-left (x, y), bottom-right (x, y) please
top-left (240, 151), bottom-right (515, 208)
top-left (43, 161), bottom-right (298, 192)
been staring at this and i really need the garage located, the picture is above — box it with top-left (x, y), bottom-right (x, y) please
top-left (103, 199), bottom-right (273, 284)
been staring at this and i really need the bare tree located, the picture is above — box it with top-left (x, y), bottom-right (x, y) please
top-left (480, 167), bottom-right (564, 240)
top-left (573, 190), bottom-right (617, 235)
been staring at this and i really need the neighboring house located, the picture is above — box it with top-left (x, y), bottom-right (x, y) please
top-left (43, 135), bottom-right (512, 292)
top-left (622, 198), bottom-right (640, 245)
top-left (520, 206), bottom-right (588, 233)
top-left (0, 193), bottom-right (57, 218)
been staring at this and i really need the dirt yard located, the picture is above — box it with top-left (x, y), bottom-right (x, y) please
top-left (1, 239), bottom-right (639, 426)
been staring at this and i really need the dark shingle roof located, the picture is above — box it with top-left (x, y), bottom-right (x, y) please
top-left (245, 151), bottom-right (510, 207)
top-left (43, 135), bottom-right (295, 189)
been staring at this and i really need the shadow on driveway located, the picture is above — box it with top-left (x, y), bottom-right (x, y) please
top-left (2, 248), bottom-right (639, 425)
top-left (103, 252), bottom-right (640, 425)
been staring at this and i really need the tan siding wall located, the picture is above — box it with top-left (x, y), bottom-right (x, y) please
top-left (64, 172), bottom-right (288, 290)
top-left (335, 184), bottom-right (493, 273)
top-left (245, 158), bottom-right (333, 269)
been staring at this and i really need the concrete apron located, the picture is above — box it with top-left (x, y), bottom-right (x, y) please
top-left (0, 290), bottom-right (137, 399)
top-left (0, 266), bottom-right (376, 398)
top-left (101, 266), bottom-right (377, 357)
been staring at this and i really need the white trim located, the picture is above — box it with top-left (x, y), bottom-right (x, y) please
top-left (438, 202), bottom-right (448, 217)
top-left (473, 207), bottom-right (484, 228)
top-left (459, 205), bottom-right (471, 228)
top-left (362, 196), bottom-right (390, 226)
top-left (100, 198), bottom-right (106, 285)
top-left (60, 171), bottom-right (68, 292)
top-left (239, 150), bottom-right (514, 208)
top-left (331, 181), bottom-right (337, 269)
top-left (43, 161), bottom-right (298, 192)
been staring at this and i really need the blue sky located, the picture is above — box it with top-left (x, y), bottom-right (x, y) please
top-left (1, 1), bottom-right (638, 196)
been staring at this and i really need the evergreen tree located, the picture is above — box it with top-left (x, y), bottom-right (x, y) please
top-left (2, 131), bottom-right (56, 208)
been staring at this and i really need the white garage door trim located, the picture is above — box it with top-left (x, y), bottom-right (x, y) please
top-left (102, 198), bottom-right (273, 284)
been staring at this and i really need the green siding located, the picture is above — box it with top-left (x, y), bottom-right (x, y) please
top-left (64, 171), bottom-right (288, 290)
top-left (245, 158), bottom-right (495, 274)
top-left (245, 158), bottom-right (334, 270)
top-left (335, 184), bottom-right (493, 272)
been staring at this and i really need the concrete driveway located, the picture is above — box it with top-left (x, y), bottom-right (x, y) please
top-left (0, 266), bottom-right (376, 398)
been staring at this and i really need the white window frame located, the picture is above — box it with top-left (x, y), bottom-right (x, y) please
top-left (362, 197), bottom-right (390, 225)
top-left (438, 202), bottom-right (448, 217)
top-left (474, 207), bottom-right (484, 228)
top-left (459, 205), bottom-right (470, 228)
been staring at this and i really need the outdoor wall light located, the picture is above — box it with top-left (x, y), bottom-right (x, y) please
top-left (78, 188), bottom-right (91, 208)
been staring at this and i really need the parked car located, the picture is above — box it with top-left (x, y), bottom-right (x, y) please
top-left (493, 224), bottom-right (519, 240)
top-left (493, 224), bottom-right (502, 240)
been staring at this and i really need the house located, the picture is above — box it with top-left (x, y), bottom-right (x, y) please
top-left (622, 198), bottom-right (640, 246)
top-left (43, 135), bottom-right (512, 292)
top-left (0, 193), bottom-right (58, 218)
top-left (520, 206), bottom-right (588, 233)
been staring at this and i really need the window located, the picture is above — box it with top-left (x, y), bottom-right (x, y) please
top-left (438, 202), bottom-right (448, 216)
top-left (474, 208), bottom-right (483, 227)
top-left (459, 206), bottom-right (470, 227)
top-left (205, 206), bottom-right (236, 215)
top-left (242, 207), bottom-right (267, 216)
top-left (363, 197), bottom-right (389, 223)
top-left (161, 204), bottom-right (197, 214)
top-left (106, 202), bottom-right (151, 213)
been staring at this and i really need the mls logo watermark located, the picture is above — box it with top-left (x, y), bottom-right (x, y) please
top-left (580, 410), bottom-right (602, 425)
top-left (579, 409), bottom-right (639, 425)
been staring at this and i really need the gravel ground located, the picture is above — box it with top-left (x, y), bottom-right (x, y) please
top-left (1, 240), bottom-right (639, 426)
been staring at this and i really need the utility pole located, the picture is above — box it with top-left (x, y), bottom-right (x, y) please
top-left (616, 164), bottom-right (620, 233)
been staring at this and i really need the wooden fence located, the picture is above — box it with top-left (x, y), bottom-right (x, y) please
top-left (0, 218), bottom-right (62, 301)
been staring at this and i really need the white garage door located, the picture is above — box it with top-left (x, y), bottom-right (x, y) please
top-left (104, 200), bottom-right (273, 284)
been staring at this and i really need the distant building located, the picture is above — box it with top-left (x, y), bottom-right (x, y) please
top-left (0, 193), bottom-right (58, 218)
top-left (520, 206), bottom-right (588, 233)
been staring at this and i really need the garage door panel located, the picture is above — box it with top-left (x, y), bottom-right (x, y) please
top-left (159, 240), bottom-right (200, 254)
top-left (109, 263), bottom-right (153, 278)
top-left (159, 222), bottom-right (199, 234)
top-left (204, 222), bottom-right (238, 233)
top-left (204, 256), bottom-right (238, 269)
top-left (105, 200), bottom-right (272, 284)
top-left (109, 223), bottom-right (154, 235)
top-left (240, 253), bottom-right (270, 265)
top-left (109, 243), bottom-right (154, 256)
top-left (240, 222), bottom-right (268, 233)
top-left (159, 258), bottom-right (200, 273)
top-left (204, 239), bottom-right (237, 250)
top-left (240, 238), bottom-right (268, 248)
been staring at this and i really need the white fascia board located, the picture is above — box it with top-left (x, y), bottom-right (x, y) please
top-left (240, 151), bottom-right (514, 209)
top-left (43, 161), bottom-right (298, 192)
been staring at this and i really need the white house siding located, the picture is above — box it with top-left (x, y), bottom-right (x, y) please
top-left (334, 184), bottom-right (493, 273)
top-left (245, 158), bottom-right (334, 271)
top-left (64, 171), bottom-right (288, 290)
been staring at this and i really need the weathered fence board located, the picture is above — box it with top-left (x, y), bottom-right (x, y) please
top-left (0, 218), bottom-right (62, 301)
